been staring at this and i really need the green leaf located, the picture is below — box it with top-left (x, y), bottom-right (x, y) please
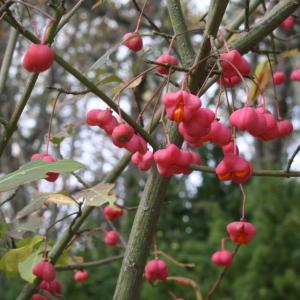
top-left (18, 251), bottom-right (43, 283)
top-left (131, 48), bottom-right (152, 75)
top-left (79, 183), bottom-right (116, 207)
top-left (50, 124), bottom-right (74, 145)
top-left (0, 235), bottom-right (43, 276)
top-left (89, 43), bottom-right (120, 71)
top-left (0, 159), bottom-right (85, 192)
top-left (96, 74), bottom-right (123, 86)
top-left (16, 192), bottom-right (77, 220)
top-left (16, 195), bottom-right (47, 220)
top-left (16, 215), bottom-right (43, 233)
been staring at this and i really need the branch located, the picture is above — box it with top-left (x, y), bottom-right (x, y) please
top-left (4, 12), bottom-right (158, 149)
top-left (16, 154), bottom-right (131, 300)
top-left (112, 0), bottom-right (298, 298)
top-left (166, 0), bottom-right (195, 67)
top-left (190, 164), bottom-right (300, 178)
top-left (0, 6), bottom-right (64, 157)
top-left (0, 73), bottom-right (39, 156)
top-left (225, 0), bottom-right (262, 40)
top-left (113, 1), bottom-right (226, 299)
top-left (132, 0), bottom-right (160, 32)
top-left (56, 254), bottom-right (124, 271)
top-left (55, 0), bottom-right (85, 33)
top-left (205, 246), bottom-right (240, 300)
top-left (16, 107), bottom-right (163, 300)
top-left (0, 24), bottom-right (19, 94)
top-left (232, 0), bottom-right (300, 53)
top-left (286, 145), bottom-right (300, 172)
top-left (189, 0), bottom-right (230, 92)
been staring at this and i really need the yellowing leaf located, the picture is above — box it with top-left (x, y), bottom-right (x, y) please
top-left (79, 183), bottom-right (116, 207)
top-left (67, 256), bottom-right (84, 265)
top-left (280, 48), bottom-right (300, 58)
top-left (92, 0), bottom-right (105, 10)
top-left (249, 60), bottom-right (271, 101)
top-left (227, 32), bottom-right (241, 44)
top-left (0, 235), bottom-right (43, 276)
top-left (126, 75), bottom-right (144, 89)
top-left (18, 251), bottom-right (43, 283)
top-left (45, 192), bottom-right (76, 205)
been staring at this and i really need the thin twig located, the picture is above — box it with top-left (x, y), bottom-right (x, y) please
top-left (56, 254), bottom-right (124, 271)
top-left (56, 0), bottom-right (85, 33)
top-left (0, 187), bottom-right (20, 208)
top-left (47, 86), bottom-right (90, 95)
top-left (205, 246), bottom-right (240, 300)
top-left (245, 0), bottom-right (250, 31)
top-left (190, 164), bottom-right (300, 178)
top-left (286, 145), bottom-right (300, 172)
top-left (132, 0), bottom-right (160, 32)
top-left (157, 250), bottom-right (195, 268)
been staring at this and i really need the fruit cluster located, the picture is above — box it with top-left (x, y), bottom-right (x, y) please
top-left (103, 204), bottom-right (124, 221)
top-left (85, 109), bottom-right (153, 170)
top-left (230, 107), bottom-right (293, 141)
top-left (32, 260), bottom-right (62, 299)
top-left (211, 220), bottom-right (256, 267)
top-left (219, 49), bottom-right (250, 87)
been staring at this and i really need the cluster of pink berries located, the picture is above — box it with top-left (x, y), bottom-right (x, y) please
top-left (219, 49), bottom-right (250, 87)
top-left (85, 107), bottom-right (204, 176)
top-left (154, 144), bottom-right (201, 176)
top-left (230, 106), bottom-right (293, 141)
top-left (32, 260), bottom-right (61, 300)
top-left (102, 204), bottom-right (124, 247)
top-left (211, 220), bottom-right (256, 267)
top-left (85, 109), bottom-right (154, 170)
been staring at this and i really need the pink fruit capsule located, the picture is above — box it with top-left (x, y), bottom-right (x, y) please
top-left (144, 259), bottom-right (169, 282)
top-left (155, 54), bottom-right (178, 74)
top-left (104, 230), bottom-right (120, 246)
top-left (122, 32), bottom-right (143, 52)
top-left (273, 71), bottom-right (286, 85)
top-left (290, 69), bottom-right (300, 81)
top-left (131, 151), bottom-right (154, 171)
top-left (23, 44), bottom-right (54, 73)
top-left (112, 124), bottom-right (135, 144)
top-left (32, 260), bottom-right (56, 282)
top-left (211, 250), bottom-right (233, 267)
top-left (226, 221), bottom-right (256, 245)
top-left (74, 270), bottom-right (89, 282)
top-left (216, 154), bottom-right (253, 184)
top-left (103, 204), bottom-right (124, 221)
top-left (280, 16), bottom-right (295, 30)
